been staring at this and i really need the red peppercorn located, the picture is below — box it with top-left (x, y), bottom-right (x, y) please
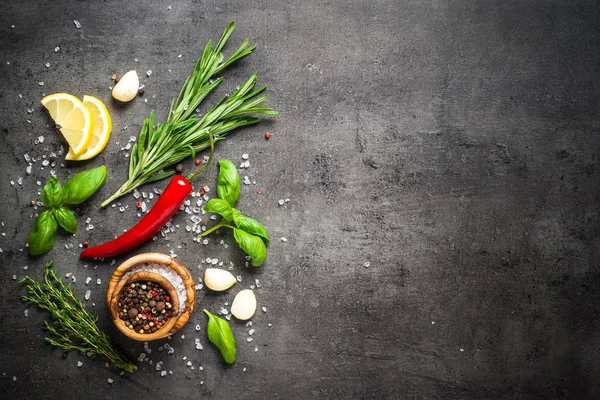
top-left (195, 159), bottom-right (201, 166)
top-left (165, 296), bottom-right (170, 302)
top-left (136, 200), bottom-right (143, 209)
top-left (257, 188), bottom-right (263, 194)
top-left (265, 131), bottom-right (271, 139)
top-left (83, 241), bottom-right (89, 247)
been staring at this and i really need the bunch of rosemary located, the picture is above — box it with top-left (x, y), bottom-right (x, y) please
top-left (101, 21), bottom-right (277, 207)
top-left (20, 262), bottom-right (137, 373)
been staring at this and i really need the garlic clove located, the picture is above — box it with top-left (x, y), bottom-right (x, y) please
top-left (230, 289), bottom-right (257, 320)
top-left (204, 268), bottom-right (237, 291)
top-left (112, 70), bottom-right (139, 102)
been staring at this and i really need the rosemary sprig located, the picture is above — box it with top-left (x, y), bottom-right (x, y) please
top-left (101, 21), bottom-right (277, 207)
top-left (20, 262), bottom-right (137, 373)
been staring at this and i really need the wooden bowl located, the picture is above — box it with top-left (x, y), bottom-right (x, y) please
top-left (106, 253), bottom-right (196, 341)
top-left (109, 271), bottom-right (180, 341)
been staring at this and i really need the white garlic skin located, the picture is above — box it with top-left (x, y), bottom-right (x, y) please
top-left (112, 70), bottom-right (139, 102)
top-left (231, 289), bottom-right (257, 320)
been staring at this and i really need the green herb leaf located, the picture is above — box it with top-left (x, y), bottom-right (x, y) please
top-left (203, 309), bottom-right (236, 364)
top-left (204, 198), bottom-right (234, 221)
top-left (20, 264), bottom-right (137, 373)
top-left (28, 210), bottom-right (58, 256)
top-left (233, 214), bottom-right (270, 245)
top-left (62, 166), bottom-right (107, 205)
top-left (233, 228), bottom-right (267, 267)
top-left (217, 159), bottom-right (240, 206)
top-left (41, 176), bottom-right (63, 207)
top-left (53, 206), bottom-right (78, 234)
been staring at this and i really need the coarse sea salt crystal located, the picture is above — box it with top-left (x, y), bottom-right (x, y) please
top-left (107, 378), bottom-right (113, 384)
top-left (77, 361), bottom-right (83, 367)
top-left (73, 20), bottom-right (81, 28)
top-left (84, 290), bottom-right (91, 300)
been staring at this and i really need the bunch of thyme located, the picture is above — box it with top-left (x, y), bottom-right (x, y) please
top-left (101, 21), bottom-right (277, 207)
top-left (20, 262), bottom-right (137, 373)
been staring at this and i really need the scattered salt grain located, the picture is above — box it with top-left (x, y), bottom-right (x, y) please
top-left (73, 20), bottom-right (81, 29)
top-left (38, 135), bottom-right (44, 143)
top-left (38, 82), bottom-right (44, 86)
top-left (246, 338), bottom-right (253, 342)
top-left (280, 237), bottom-right (288, 242)
top-left (278, 199), bottom-right (285, 206)
top-left (13, 376), bottom-right (17, 381)
top-left (84, 290), bottom-right (91, 300)
top-left (12, 275), bottom-right (17, 280)
top-left (45, 62), bottom-right (50, 68)
top-left (248, 329), bottom-right (255, 335)
top-left (107, 378), bottom-right (113, 384)
top-left (242, 153), bottom-right (249, 160)
top-left (146, 70), bottom-right (152, 77)
top-left (161, 371), bottom-right (167, 377)
top-left (24, 309), bottom-right (29, 317)
top-left (77, 361), bottom-right (83, 367)
top-left (97, 278), bottom-right (101, 285)
top-left (262, 307), bottom-right (267, 312)
top-left (255, 347), bottom-right (259, 352)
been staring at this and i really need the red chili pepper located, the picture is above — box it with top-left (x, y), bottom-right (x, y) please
top-left (80, 176), bottom-right (192, 258)
top-left (80, 135), bottom-right (215, 259)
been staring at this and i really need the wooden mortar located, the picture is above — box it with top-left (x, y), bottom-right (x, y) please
top-left (106, 253), bottom-right (196, 341)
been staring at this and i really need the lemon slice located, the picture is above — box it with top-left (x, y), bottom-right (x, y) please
top-left (65, 95), bottom-right (112, 161)
top-left (41, 93), bottom-right (93, 155)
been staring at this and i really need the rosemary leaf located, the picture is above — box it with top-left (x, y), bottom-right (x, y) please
top-left (100, 21), bottom-right (277, 207)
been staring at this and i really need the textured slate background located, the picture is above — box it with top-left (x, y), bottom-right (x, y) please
top-left (1, 0), bottom-right (599, 399)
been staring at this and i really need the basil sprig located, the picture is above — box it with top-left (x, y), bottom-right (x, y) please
top-left (204, 309), bottom-right (236, 364)
top-left (202, 159), bottom-right (270, 267)
top-left (28, 166), bottom-right (107, 256)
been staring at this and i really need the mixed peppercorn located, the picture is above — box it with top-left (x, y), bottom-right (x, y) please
top-left (117, 280), bottom-right (173, 334)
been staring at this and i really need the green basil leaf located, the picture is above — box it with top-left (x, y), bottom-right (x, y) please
top-left (204, 198), bottom-right (233, 221)
top-left (62, 166), bottom-right (107, 205)
top-left (53, 206), bottom-right (78, 234)
top-left (217, 159), bottom-right (240, 206)
top-left (203, 309), bottom-right (236, 364)
top-left (233, 214), bottom-right (270, 245)
top-left (41, 176), bottom-right (63, 207)
top-left (28, 210), bottom-right (58, 256)
top-left (233, 228), bottom-right (267, 267)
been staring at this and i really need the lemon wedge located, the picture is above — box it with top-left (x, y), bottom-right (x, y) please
top-left (41, 93), bottom-right (93, 155)
top-left (65, 95), bottom-right (112, 160)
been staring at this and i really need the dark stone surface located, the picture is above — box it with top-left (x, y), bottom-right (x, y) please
top-left (1, 0), bottom-right (599, 399)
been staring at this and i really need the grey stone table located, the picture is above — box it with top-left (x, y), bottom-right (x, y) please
top-left (1, 1), bottom-right (599, 399)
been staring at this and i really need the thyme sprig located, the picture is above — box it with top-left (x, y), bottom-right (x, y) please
top-left (20, 262), bottom-right (137, 373)
top-left (101, 21), bottom-right (277, 207)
